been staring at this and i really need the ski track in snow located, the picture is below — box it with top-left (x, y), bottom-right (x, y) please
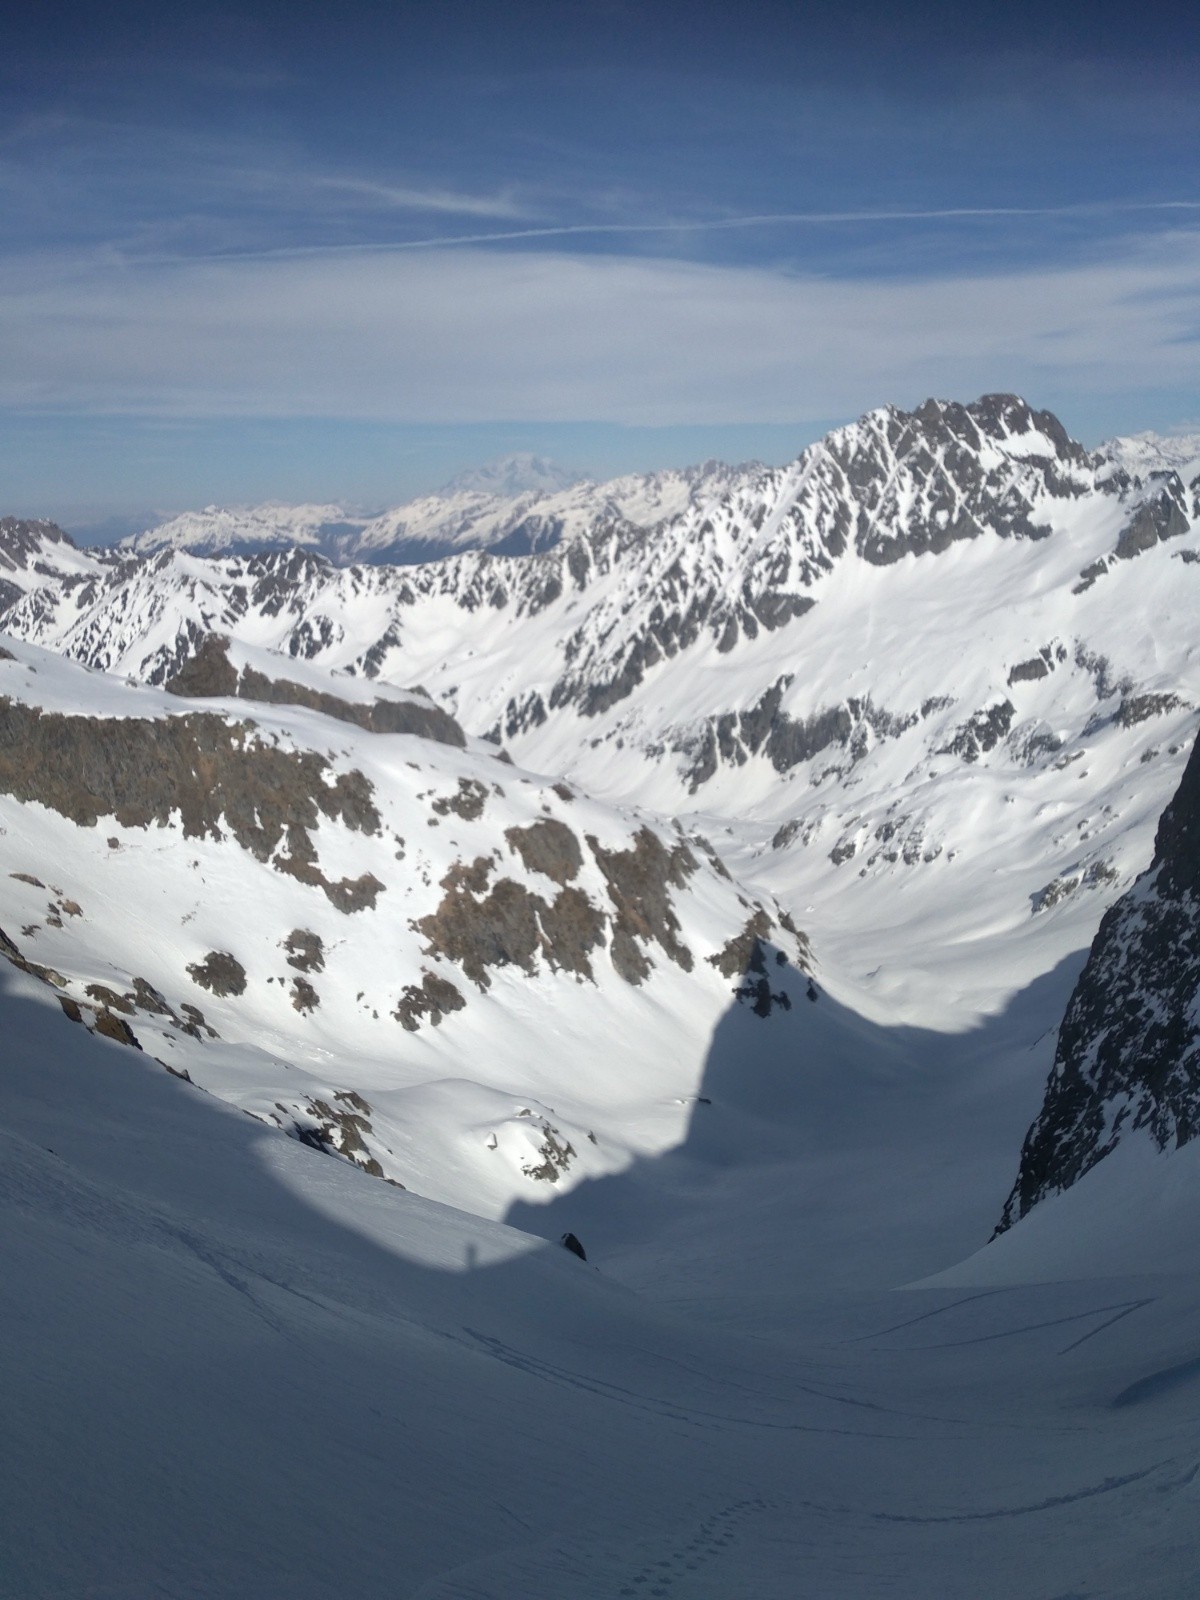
top-left (459, 1328), bottom-right (917, 1439)
top-left (863, 1295), bottom-right (1157, 1354)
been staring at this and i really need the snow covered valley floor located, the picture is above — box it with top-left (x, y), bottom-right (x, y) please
top-left (7, 950), bottom-right (1200, 1600)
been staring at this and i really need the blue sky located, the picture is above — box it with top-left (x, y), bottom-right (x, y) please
top-left (3, 0), bottom-right (1198, 529)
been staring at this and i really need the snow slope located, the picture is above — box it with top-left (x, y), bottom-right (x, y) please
top-left (0, 636), bottom-right (808, 1221)
top-left (7, 913), bottom-right (1200, 1599)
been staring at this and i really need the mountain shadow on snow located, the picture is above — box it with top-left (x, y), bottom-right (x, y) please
top-left (504, 939), bottom-right (1087, 1297)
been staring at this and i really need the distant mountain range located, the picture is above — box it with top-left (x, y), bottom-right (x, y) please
top-left (116, 452), bottom-right (759, 565)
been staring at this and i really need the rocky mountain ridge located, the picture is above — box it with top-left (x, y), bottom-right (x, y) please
top-left (3, 395), bottom-right (1197, 1035)
top-left (998, 729), bottom-right (1200, 1231)
top-left (7, 397), bottom-right (1194, 753)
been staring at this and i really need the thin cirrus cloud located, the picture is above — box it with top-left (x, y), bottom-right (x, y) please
top-left (195, 199), bottom-right (1200, 260)
top-left (309, 176), bottom-right (530, 219)
top-left (2, 227), bottom-right (1199, 426)
top-left (0, 116), bottom-right (531, 239)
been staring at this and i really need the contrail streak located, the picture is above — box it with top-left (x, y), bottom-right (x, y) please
top-left (155, 199), bottom-right (1200, 266)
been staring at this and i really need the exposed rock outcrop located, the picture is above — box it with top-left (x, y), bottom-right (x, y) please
top-left (165, 633), bottom-right (466, 747)
top-left (0, 700), bottom-right (384, 910)
top-left (678, 683), bottom-right (922, 792)
top-left (938, 700), bottom-right (1016, 763)
top-left (708, 910), bottom-right (774, 979)
top-left (415, 873), bottom-right (605, 989)
top-left (282, 929), bottom-right (325, 972)
top-left (414, 825), bottom-right (702, 990)
top-left (504, 818), bottom-right (582, 884)
top-left (997, 731), bottom-right (1200, 1232)
top-left (393, 970), bottom-right (467, 1031)
top-left (280, 1090), bottom-right (393, 1180)
top-left (187, 951), bottom-right (247, 997)
top-left (588, 828), bottom-right (697, 982)
top-left (431, 778), bottom-right (489, 820)
top-left (709, 911), bottom-right (796, 1017)
top-left (290, 977), bottom-right (320, 1014)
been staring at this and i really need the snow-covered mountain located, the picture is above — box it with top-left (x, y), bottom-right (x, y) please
top-left (120, 500), bottom-right (375, 562)
top-left (118, 454), bottom-right (757, 565)
top-left (6, 395), bottom-right (1197, 1035)
top-left (1100, 428), bottom-right (1200, 482)
top-left (6, 394), bottom-right (1200, 1595)
top-left (436, 450), bottom-right (583, 497)
top-left (2, 391), bottom-right (1198, 1216)
top-left (346, 458), bottom-right (757, 563)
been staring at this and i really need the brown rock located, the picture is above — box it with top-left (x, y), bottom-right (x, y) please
top-left (0, 699), bottom-right (383, 912)
top-left (587, 827), bottom-right (697, 983)
top-left (393, 970), bottom-right (466, 1031)
top-left (282, 929), bottom-right (325, 972)
top-left (187, 951), bottom-right (247, 997)
top-left (290, 977), bottom-right (320, 1014)
top-left (505, 818), bottom-right (583, 884)
top-left (93, 1010), bottom-right (142, 1049)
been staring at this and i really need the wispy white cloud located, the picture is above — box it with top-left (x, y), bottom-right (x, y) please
top-left (309, 176), bottom-right (529, 219)
top-left (200, 199), bottom-right (1200, 259)
top-left (2, 229), bottom-right (1198, 425)
top-left (0, 113), bottom-right (535, 247)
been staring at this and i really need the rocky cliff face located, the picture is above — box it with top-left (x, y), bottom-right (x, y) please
top-left (997, 733), bottom-right (1200, 1231)
top-left (164, 633), bottom-right (467, 746)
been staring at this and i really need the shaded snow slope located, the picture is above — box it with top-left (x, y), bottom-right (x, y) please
top-left (7, 926), bottom-right (1200, 1598)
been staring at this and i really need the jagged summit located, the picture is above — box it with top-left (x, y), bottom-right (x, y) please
top-left (100, 395), bottom-right (1134, 573)
top-left (0, 515), bottom-right (75, 562)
